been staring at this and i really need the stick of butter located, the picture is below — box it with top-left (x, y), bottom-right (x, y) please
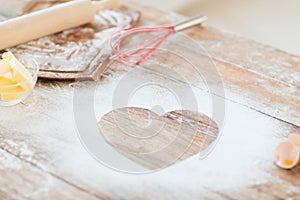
top-left (0, 58), bottom-right (10, 74)
top-left (0, 52), bottom-right (33, 102)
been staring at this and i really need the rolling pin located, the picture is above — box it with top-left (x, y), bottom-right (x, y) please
top-left (0, 0), bottom-right (122, 50)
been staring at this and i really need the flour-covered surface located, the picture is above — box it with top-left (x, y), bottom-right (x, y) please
top-left (0, 148), bottom-right (98, 200)
top-left (1, 0), bottom-right (300, 199)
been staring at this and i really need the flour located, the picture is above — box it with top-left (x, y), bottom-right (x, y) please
top-left (0, 148), bottom-right (23, 170)
top-left (44, 69), bottom-right (288, 199)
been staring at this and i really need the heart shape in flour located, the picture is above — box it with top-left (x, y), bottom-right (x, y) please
top-left (98, 107), bottom-right (219, 170)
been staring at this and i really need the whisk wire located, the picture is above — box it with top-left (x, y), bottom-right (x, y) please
top-left (109, 15), bottom-right (207, 66)
top-left (120, 28), bottom-right (173, 58)
top-left (119, 29), bottom-right (170, 57)
top-left (110, 26), bottom-right (175, 65)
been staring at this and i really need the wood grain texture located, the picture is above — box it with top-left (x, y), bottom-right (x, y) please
top-left (0, 148), bottom-right (99, 200)
top-left (124, 1), bottom-right (300, 128)
top-left (99, 107), bottom-right (218, 170)
top-left (2, 78), bottom-right (300, 199)
top-left (1, 0), bottom-right (300, 199)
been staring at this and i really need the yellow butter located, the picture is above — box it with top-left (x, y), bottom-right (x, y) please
top-left (0, 73), bottom-right (16, 86)
top-left (2, 52), bottom-right (33, 88)
top-left (0, 86), bottom-right (26, 102)
top-left (0, 52), bottom-right (33, 102)
top-left (0, 59), bottom-right (11, 74)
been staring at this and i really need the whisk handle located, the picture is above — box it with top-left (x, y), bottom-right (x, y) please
top-left (173, 15), bottom-right (208, 32)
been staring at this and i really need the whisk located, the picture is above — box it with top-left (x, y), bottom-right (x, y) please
top-left (110, 15), bottom-right (208, 66)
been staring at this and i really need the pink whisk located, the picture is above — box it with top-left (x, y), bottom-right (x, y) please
top-left (110, 15), bottom-right (208, 66)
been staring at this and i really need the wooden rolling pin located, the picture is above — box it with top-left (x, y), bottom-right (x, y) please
top-left (0, 0), bottom-right (122, 50)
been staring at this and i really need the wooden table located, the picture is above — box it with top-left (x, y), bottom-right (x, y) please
top-left (1, 1), bottom-right (300, 199)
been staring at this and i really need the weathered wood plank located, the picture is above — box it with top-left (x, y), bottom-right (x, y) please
top-left (0, 148), bottom-right (100, 200)
top-left (1, 0), bottom-right (300, 199)
top-left (1, 64), bottom-right (300, 199)
top-left (99, 108), bottom-right (218, 170)
top-left (125, 1), bottom-right (300, 127)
